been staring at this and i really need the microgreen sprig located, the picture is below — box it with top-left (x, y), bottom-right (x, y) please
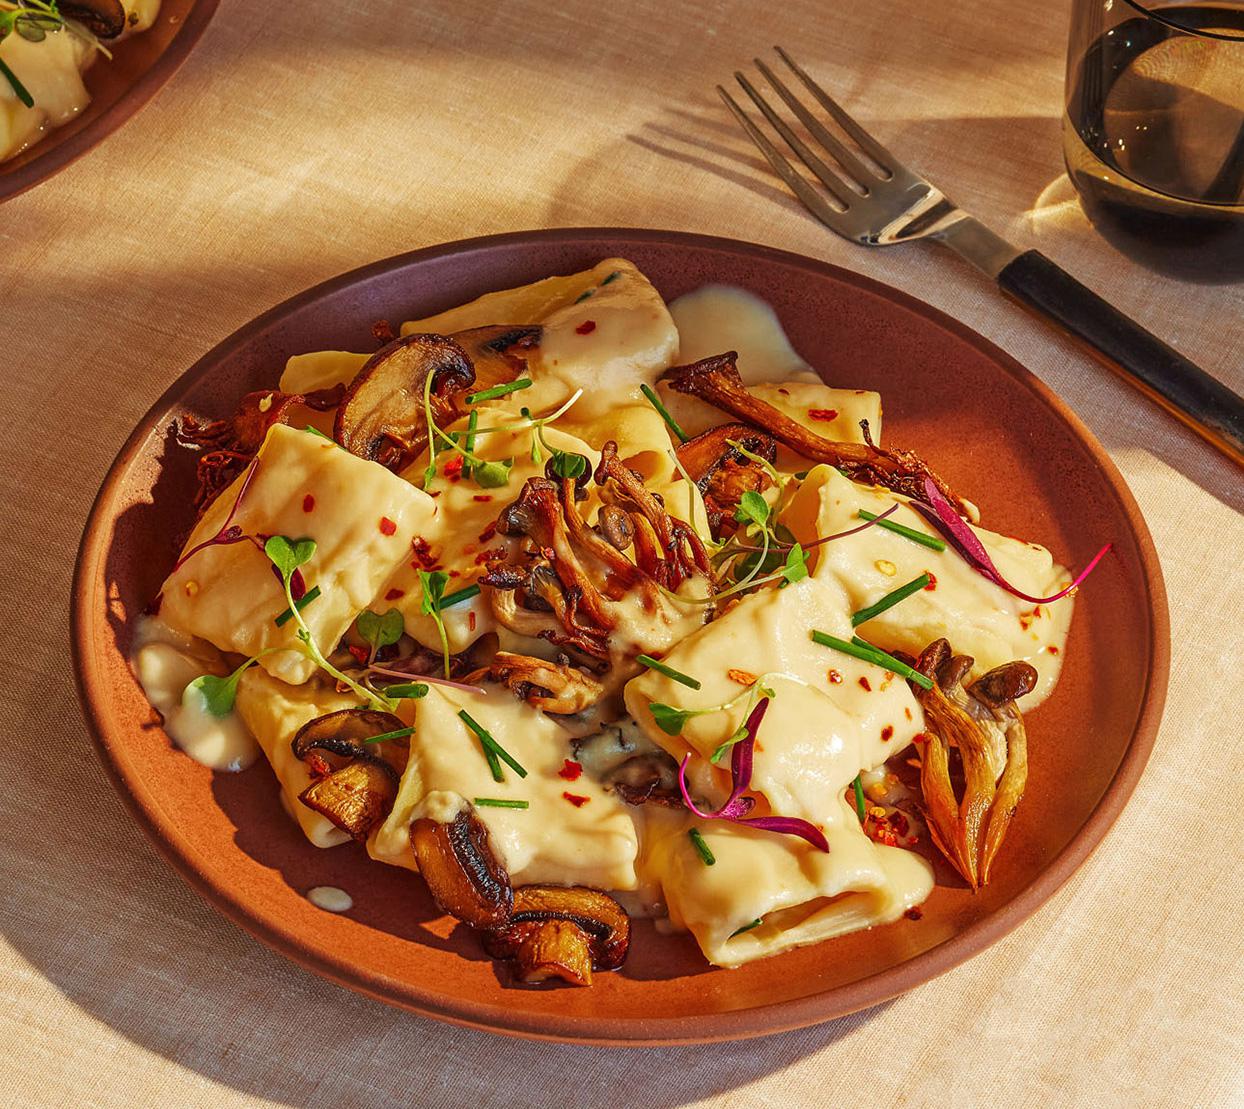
top-left (185, 646), bottom-right (283, 718)
top-left (419, 569), bottom-right (453, 680)
top-left (263, 535), bottom-right (394, 711)
top-left (355, 607), bottom-right (404, 664)
top-left (640, 383), bottom-right (688, 443)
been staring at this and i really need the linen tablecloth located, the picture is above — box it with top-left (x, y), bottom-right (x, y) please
top-left (2, 0), bottom-right (1241, 1104)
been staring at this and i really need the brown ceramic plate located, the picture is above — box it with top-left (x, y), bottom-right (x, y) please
top-left (72, 229), bottom-right (1169, 1045)
top-left (0, 0), bottom-right (217, 202)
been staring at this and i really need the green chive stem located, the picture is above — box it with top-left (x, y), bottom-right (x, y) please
top-left (474, 797), bottom-right (529, 809)
top-left (637, 654), bottom-right (701, 690)
top-left (274, 584), bottom-right (322, 627)
top-left (852, 775), bottom-right (867, 823)
top-left (458, 709), bottom-right (528, 779)
top-left (688, 827), bottom-right (716, 866)
top-left (851, 573), bottom-right (931, 627)
top-left (361, 725), bottom-right (416, 745)
top-left (440, 583), bottom-right (481, 609)
top-left (382, 682), bottom-right (429, 699)
top-left (0, 57), bottom-right (33, 108)
top-left (466, 378), bottom-right (532, 405)
top-left (730, 918), bottom-right (763, 937)
top-left (640, 383), bottom-right (689, 443)
top-left (809, 630), bottom-right (933, 690)
top-left (857, 510), bottom-right (945, 552)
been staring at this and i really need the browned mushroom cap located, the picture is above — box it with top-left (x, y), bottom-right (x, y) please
top-left (489, 651), bottom-right (605, 714)
top-left (61, 0), bottom-right (126, 37)
top-left (675, 423), bottom-right (776, 537)
top-left (334, 334), bottom-right (475, 469)
top-left (411, 809), bottom-right (513, 929)
top-left (451, 325), bottom-right (541, 393)
top-left (291, 709), bottom-right (407, 841)
top-left (482, 885), bottom-right (630, 985)
top-left (970, 661), bottom-right (1039, 708)
top-left (662, 353), bottom-right (969, 515)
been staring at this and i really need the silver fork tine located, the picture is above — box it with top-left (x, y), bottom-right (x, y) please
top-left (733, 71), bottom-right (857, 208)
top-left (716, 85), bottom-right (848, 229)
top-left (774, 45), bottom-right (899, 175)
top-left (752, 57), bottom-right (874, 190)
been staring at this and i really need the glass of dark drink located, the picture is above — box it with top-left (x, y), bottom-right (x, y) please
top-left (1065, 1), bottom-right (1244, 281)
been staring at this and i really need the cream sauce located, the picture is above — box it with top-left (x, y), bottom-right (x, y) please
top-left (131, 616), bottom-right (261, 772)
top-left (306, 886), bottom-right (353, 912)
top-left (669, 284), bottom-right (811, 384)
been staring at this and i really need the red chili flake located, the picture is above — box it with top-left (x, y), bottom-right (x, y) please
top-left (924, 572), bottom-right (937, 591)
top-left (558, 759), bottom-right (583, 781)
top-left (904, 907), bottom-right (924, 921)
top-left (467, 611), bottom-right (477, 632)
top-left (302, 494), bottom-right (316, 513)
top-left (728, 668), bottom-right (758, 686)
top-left (881, 725), bottom-right (894, 742)
top-left (428, 490), bottom-right (442, 498)
top-left (562, 792), bottom-right (590, 807)
top-left (384, 588), bottom-right (406, 601)
top-left (891, 811), bottom-right (910, 837)
top-left (443, 456), bottom-right (464, 480)
top-left (912, 731), bottom-right (931, 744)
top-left (379, 516), bottom-right (397, 536)
top-left (411, 537), bottom-right (439, 569)
top-left (827, 668), bottom-right (843, 684)
top-left (1047, 645), bottom-right (1060, 655)
top-left (472, 494), bottom-right (492, 503)
top-left (306, 752), bottom-right (333, 780)
top-left (478, 522), bottom-right (497, 543)
top-left (904, 706), bottom-right (912, 720)
top-left (347, 644), bottom-right (369, 664)
top-left (448, 569), bottom-right (461, 578)
top-left (475, 547), bottom-right (505, 565)
top-left (808, 408), bottom-right (839, 422)
top-left (575, 320), bottom-right (597, 335)
top-left (858, 676), bottom-right (872, 692)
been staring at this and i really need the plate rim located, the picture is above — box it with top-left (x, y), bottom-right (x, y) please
top-left (71, 226), bottom-right (1170, 1045)
top-left (0, 0), bottom-right (220, 202)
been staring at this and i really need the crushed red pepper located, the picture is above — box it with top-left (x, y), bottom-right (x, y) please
top-left (379, 516), bottom-right (397, 536)
top-left (562, 792), bottom-right (590, 807)
top-left (858, 676), bottom-right (872, 692)
top-left (302, 494), bottom-right (315, 513)
top-left (924, 572), bottom-right (937, 591)
top-left (881, 725), bottom-right (894, 742)
top-left (827, 669), bottom-right (843, 684)
top-left (558, 759), bottom-right (583, 781)
top-left (347, 644), bottom-right (369, 664)
top-left (443, 456), bottom-right (464, 481)
top-left (411, 537), bottom-right (439, 569)
top-left (904, 907), bottom-right (924, 921)
top-left (472, 494), bottom-right (492, 503)
top-left (384, 588), bottom-right (405, 601)
top-left (575, 320), bottom-right (597, 335)
top-left (728, 668), bottom-right (758, 686)
top-left (478, 521), bottom-right (497, 544)
top-left (808, 408), bottom-right (838, 422)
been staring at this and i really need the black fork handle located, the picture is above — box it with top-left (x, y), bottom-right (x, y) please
top-left (997, 250), bottom-right (1244, 467)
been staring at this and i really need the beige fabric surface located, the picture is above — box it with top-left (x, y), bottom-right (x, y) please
top-left (2, 0), bottom-right (1242, 1105)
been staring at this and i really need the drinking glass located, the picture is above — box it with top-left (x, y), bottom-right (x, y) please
top-left (1064, 0), bottom-right (1244, 280)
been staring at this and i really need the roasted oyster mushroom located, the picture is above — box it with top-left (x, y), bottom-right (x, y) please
top-left (489, 651), bottom-right (605, 714)
top-left (482, 885), bottom-right (630, 986)
top-left (290, 709), bottom-right (407, 841)
top-left (178, 383), bottom-right (345, 511)
top-left (411, 809), bottom-right (513, 929)
top-left (483, 456), bottom-right (710, 674)
top-left (334, 334), bottom-right (475, 470)
top-left (662, 352), bottom-right (968, 514)
top-left (909, 639), bottom-right (1037, 889)
top-left (674, 423), bottom-right (776, 537)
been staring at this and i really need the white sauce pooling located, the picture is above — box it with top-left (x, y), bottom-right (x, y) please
top-left (307, 886), bottom-right (353, 913)
top-left (131, 616), bottom-right (261, 772)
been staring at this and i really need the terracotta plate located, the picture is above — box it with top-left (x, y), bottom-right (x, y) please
top-left (72, 229), bottom-right (1169, 1044)
top-left (0, 0), bottom-right (217, 202)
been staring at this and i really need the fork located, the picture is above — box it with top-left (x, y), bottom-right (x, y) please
top-left (719, 47), bottom-right (1244, 467)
